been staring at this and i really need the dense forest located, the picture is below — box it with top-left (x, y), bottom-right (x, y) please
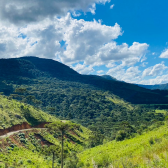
top-left (0, 57), bottom-right (167, 139)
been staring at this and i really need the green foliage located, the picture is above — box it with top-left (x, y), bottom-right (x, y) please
top-left (0, 56), bottom-right (167, 138)
top-left (116, 130), bottom-right (127, 141)
top-left (0, 95), bottom-right (57, 128)
top-left (80, 124), bottom-right (168, 168)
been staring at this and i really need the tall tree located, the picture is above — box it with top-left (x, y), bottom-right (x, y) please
top-left (42, 145), bottom-right (60, 168)
top-left (46, 121), bottom-right (79, 168)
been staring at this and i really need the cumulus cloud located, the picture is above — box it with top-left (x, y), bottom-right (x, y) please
top-left (0, 13), bottom-right (150, 84)
top-left (0, 0), bottom-right (110, 24)
top-left (107, 65), bottom-right (141, 83)
top-left (142, 62), bottom-right (168, 77)
top-left (59, 15), bottom-right (148, 66)
top-left (140, 74), bottom-right (168, 85)
top-left (88, 42), bottom-right (149, 66)
top-left (72, 63), bottom-right (94, 74)
top-left (160, 49), bottom-right (168, 58)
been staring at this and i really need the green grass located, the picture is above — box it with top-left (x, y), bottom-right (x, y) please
top-left (0, 148), bottom-right (52, 168)
top-left (155, 109), bottom-right (167, 115)
top-left (0, 124), bottom-right (90, 167)
top-left (79, 123), bottom-right (168, 168)
top-left (107, 97), bottom-right (134, 110)
top-left (0, 95), bottom-right (58, 129)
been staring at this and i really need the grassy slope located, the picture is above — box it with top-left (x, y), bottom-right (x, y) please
top-left (0, 125), bottom-right (90, 168)
top-left (0, 95), bottom-right (58, 129)
top-left (0, 96), bottom-right (91, 168)
top-left (80, 123), bottom-right (168, 168)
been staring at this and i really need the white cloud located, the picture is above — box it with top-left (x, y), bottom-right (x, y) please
top-left (61, 17), bottom-right (123, 65)
top-left (89, 42), bottom-right (149, 66)
top-left (152, 52), bottom-right (156, 55)
top-left (72, 11), bottom-right (81, 17)
top-left (106, 62), bottom-right (116, 68)
top-left (107, 65), bottom-right (141, 83)
top-left (89, 3), bottom-right (96, 14)
top-left (72, 63), bottom-right (94, 74)
top-left (142, 62), bottom-right (168, 77)
top-left (0, 0), bottom-right (110, 24)
top-left (0, 13), bottom-right (151, 85)
top-left (110, 4), bottom-right (115, 9)
top-left (97, 70), bottom-right (104, 74)
top-left (140, 74), bottom-right (168, 85)
top-left (160, 49), bottom-right (168, 58)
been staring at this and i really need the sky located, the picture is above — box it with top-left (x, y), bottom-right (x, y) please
top-left (0, 0), bottom-right (168, 85)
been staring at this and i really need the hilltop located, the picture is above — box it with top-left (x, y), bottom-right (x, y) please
top-left (0, 56), bottom-right (168, 104)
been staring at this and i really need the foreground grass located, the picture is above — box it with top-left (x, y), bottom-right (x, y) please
top-left (0, 148), bottom-right (52, 168)
top-left (80, 123), bottom-right (168, 168)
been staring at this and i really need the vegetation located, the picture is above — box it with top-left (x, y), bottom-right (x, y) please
top-left (1, 57), bottom-right (168, 167)
top-left (0, 119), bottom-right (90, 167)
top-left (0, 95), bottom-right (58, 129)
top-left (46, 121), bottom-right (80, 168)
top-left (80, 122), bottom-right (168, 167)
top-left (0, 57), bottom-right (167, 138)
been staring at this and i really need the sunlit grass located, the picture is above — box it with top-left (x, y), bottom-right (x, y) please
top-left (80, 124), bottom-right (168, 167)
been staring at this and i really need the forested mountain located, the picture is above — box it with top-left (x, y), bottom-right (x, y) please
top-left (0, 56), bottom-right (167, 138)
top-left (100, 75), bottom-right (118, 81)
top-left (1, 56), bottom-right (168, 104)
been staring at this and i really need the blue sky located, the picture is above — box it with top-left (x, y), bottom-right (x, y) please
top-left (72, 0), bottom-right (168, 82)
top-left (0, 0), bottom-right (168, 85)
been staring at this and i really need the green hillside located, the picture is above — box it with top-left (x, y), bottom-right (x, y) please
top-left (0, 95), bottom-right (58, 129)
top-left (0, 96), bottom-right (91, 168)
top-left (80, 122), bottom-right (168, 168)
top-left (0, 57), bottom-right (167, 138)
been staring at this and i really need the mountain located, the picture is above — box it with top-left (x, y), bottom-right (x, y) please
top-left (0, 56), bottom-right (166, 137)
top-left (1, 56), bottom-right (168, 104)
top-left (101, 75), bottom-right (118, 81)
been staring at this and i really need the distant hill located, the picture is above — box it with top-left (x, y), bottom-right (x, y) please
top-left (138, 83), bottom-right (168, 90)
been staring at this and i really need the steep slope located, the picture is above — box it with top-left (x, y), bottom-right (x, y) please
top-left (80, 122), bottom-right (168, 168)
top-left (0, 96), bottom-right (90, 168)
top-left (0, 95), bottom-right (57, 129)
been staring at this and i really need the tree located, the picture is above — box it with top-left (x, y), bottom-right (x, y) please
top-left (46, 121), bottom-right (79, 168)
top-left (42, 145), bottom-right (60, 168)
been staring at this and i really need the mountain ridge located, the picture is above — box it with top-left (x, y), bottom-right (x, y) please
top-left (0, 56), bottom-right (167, 104)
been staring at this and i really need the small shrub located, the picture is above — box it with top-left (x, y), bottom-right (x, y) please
top-left (27, 159), bottom-right (32, 163)
top-left (116, 130), bottom-right (127, 141)
top-left (18, 160), bottom-right (23, 165)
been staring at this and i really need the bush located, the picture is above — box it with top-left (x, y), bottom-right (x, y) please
top-left (116, 130), bottom-right (127, 141)
top-left (27, 159), bottom-right (32, 163)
